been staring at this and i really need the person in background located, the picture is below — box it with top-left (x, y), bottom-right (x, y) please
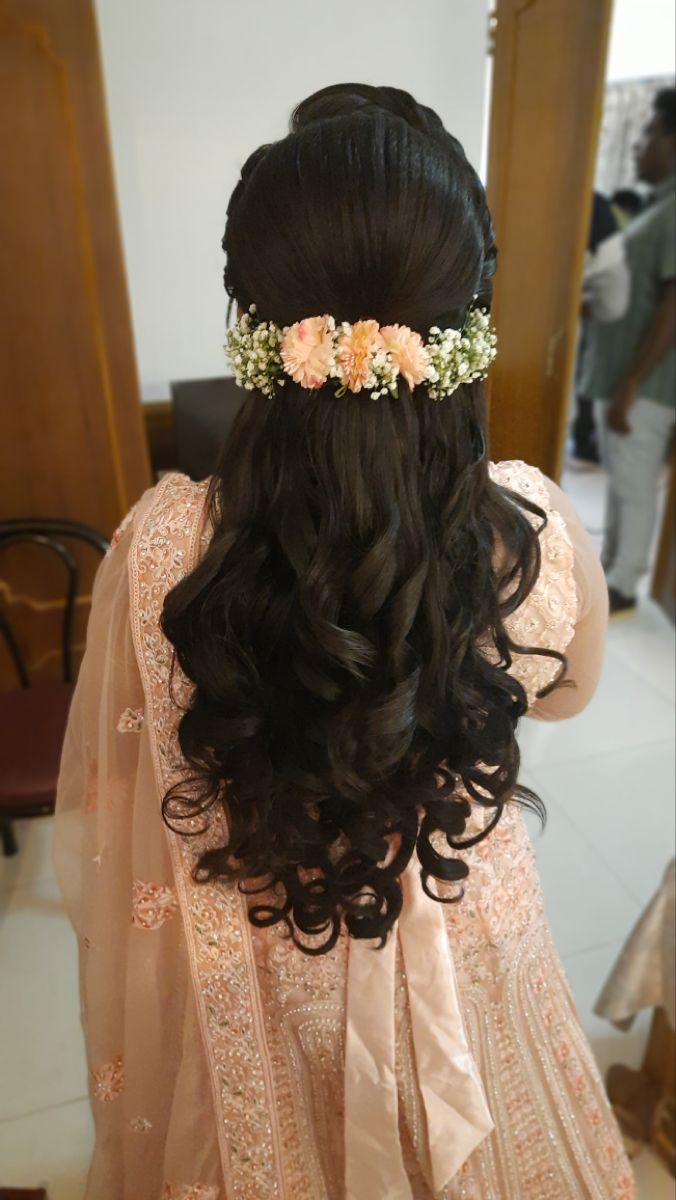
top-left (571, 192), bottom-right (630, 463)
top-left (579, 87), bottom-right (676, 615)
top-left (581, 194), bottom-right (631, 327)
top-left (611, 187), bottom-right (644, 229)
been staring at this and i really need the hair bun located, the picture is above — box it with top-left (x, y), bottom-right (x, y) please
top-left (291, 83), bottom-right (444, 139)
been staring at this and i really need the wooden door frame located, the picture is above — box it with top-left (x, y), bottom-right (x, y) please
top-left (485, 0), bottom-right (613, 480)
top-left (0, 0), bottom-right (151, 685)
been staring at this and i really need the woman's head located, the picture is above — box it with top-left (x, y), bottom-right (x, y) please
top-left (223, 83), bottom-right (496, 335)
top-left (162, 86), bottom-right (558, 954)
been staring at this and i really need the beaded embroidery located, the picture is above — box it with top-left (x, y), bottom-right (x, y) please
top-left (129, 467), bottom-right (634, 1200)
top-left (132, 880), bottom-right (178, 930)
top-left (131, 475), bottom-right (284, 1199)
top-left (161, 1186), bottom-right (219, 1200)
top-left (117, 706), bottom-right (144, 733)
top-left (129, 1116), bottom-right (153, 1134)
top-left (93, 1055), bottom-right (124, 1103)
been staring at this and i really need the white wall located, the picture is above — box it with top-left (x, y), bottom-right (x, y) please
top-left (606, 0), bottom-right (676, 82)
top-left (95, 0), bottom-right (490, 401)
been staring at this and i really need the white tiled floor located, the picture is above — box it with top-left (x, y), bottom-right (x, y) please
top-left (0, 463), bottom-right (674, 1198)
top-left (0, 821), bottom-right (92, 1198)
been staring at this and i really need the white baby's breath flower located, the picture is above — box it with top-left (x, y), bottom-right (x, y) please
top-left (223, 304), bottom-right (496, 403)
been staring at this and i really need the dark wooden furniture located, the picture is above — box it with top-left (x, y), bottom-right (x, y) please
top-left (0, 0), bottom-right (151, 689)
top-left (0, 1189), bottom-right (48, 1199)
top-left (606, 1007), bottom-right (675, 1174)
top-left (171, 376), bottom-right (246, 481)
top-left (0, 519), bottom-right (108, 856)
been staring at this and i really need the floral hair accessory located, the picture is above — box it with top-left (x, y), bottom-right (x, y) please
top-left (281, 315), bottom-right (336, 389)
top-left (225, 305), bottom-right (496, 401)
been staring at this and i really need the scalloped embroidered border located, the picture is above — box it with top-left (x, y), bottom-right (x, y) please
top-left (128, 473), bottom-right (284, 1199)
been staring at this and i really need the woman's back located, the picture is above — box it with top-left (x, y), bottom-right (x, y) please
top-left (55, 462), bottom-right (631, 1199)
top-left (55, 83), bottom-right (633, 1199)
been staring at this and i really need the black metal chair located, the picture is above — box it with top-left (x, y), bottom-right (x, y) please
top-left (0, 519), bottom-right (108, 856)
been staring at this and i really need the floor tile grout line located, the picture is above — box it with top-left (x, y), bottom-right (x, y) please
top-left (0, 866), bottom-right (62, 900)
top-left (0, 1092), bottom-right (89, 1126)
top-left (560, 939), bottom-right (625, 965)
top-left (530, 802), bottom-right (659, 916)
top-left (0, 880), bottom-right (65, 901)
top-left (522, 772), bottom-right (652, 913)
top-left (519, 733), bottom-right (675, 775)
top-left (528, 822), bottom-right (643, 957)
top-left (526, 755), bottom-right (675, 885)
top-left (604, 634), bottom-right (676, 709)
top-left (542, 798), bottom-right (670, 914)
top-left (608, 658), bottom-right (676, 710)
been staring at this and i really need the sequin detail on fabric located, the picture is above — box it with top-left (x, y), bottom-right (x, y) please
top-left (161, 1186), bottom-right (219, 1200)
top-left (132, 880), bottom-right (178, 930)
top-left (117, 706), bottom-right (144, 733)
top-left (129, 1116), bottom-right (153, 1134)
top-left (130, 474), bottom-right (284, 1199)
top-left (93, 1055), bottom-right (124, 1103)
top-left (393, 798), bottom-right (633, 1199)
top-left (489, 460), bottom-right (578, 705)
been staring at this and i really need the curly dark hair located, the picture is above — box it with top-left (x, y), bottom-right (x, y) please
top-left (161, 84), bottom-right (564, 954)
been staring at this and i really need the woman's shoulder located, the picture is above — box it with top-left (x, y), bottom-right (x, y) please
top-left (491, 464), bottom-right (609, 717)
top-left (489, 461), bottom-right (579, 704)
top-left (489, 458), bottom-right (551, 506)
top-left (111, 472), bottom-right (211, 552)
top-left (490, 460), bottom-right (583, 539)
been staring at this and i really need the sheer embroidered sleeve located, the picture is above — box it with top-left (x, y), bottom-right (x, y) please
top-left (54, 481), bottom-right (223, 1196)
top-left (490, 460), bottom-right (607, 721)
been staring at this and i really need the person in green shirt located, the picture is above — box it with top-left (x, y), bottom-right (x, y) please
top-left (580, 87), bottom-right (676, 615)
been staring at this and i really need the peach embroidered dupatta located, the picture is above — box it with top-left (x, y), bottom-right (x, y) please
top-left (54, 464), bottom-right (635, 1200)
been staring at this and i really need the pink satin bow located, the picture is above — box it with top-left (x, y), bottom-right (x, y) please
top-left (344, 852), bottom-right (494, 1200)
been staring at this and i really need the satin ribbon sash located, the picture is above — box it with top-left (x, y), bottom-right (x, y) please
top-left (344, 853), bottom-right (494, 1200)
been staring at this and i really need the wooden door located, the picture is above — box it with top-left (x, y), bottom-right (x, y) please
top-left (486, 0), bottom-right (613, 479)
top-left (0, 0), bottom-right (151, 685)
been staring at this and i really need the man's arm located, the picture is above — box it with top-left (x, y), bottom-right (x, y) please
top-left (608, 279), bottom-right (676, 434)
top-left (583, 232), bottom-right (630, 323)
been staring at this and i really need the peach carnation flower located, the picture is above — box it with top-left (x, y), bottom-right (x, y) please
top-left (281, 315), bottom-right (334, 389)
top-left (379, 324), bottom-right (429, 388)
top-left (336, 320), bottom-right (383, 392)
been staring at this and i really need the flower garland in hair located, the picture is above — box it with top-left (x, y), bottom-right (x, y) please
top-left (225, 305), bottom-right (496, 401)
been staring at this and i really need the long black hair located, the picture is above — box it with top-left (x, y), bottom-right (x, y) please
top-left (162, 84), bottom-right (563, 954)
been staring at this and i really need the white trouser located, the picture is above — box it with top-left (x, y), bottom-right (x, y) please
top-left (596, 398), bottom-right (675, 598)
